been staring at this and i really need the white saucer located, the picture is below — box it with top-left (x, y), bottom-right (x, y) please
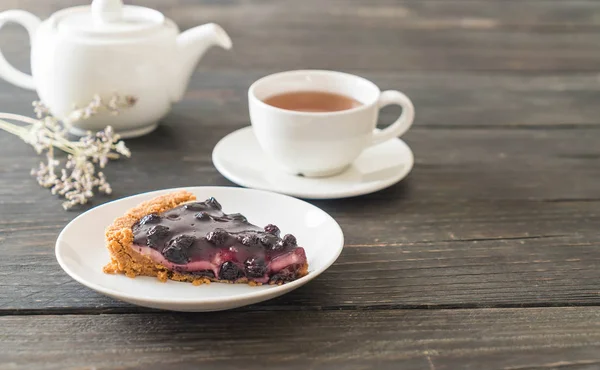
top-left (55, 186), bottom-right (344, 312)
top-left (212, 126), bottom-right (414, 199)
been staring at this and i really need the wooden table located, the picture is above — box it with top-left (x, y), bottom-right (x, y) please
top-left (1, 1), bottom-right (600, 368)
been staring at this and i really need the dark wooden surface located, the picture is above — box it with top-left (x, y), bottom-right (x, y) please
top-left (1, 0), bottom-right (600, 369)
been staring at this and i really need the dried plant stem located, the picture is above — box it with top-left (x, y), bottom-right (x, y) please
top-left (0, 94), bottom-right (135, 210)
top-left (0, 118), bottom-right (77, 155)
top-left (0, 112), bottom-right (39, 125)
top-left (0, 118), bottom-right (28, 137)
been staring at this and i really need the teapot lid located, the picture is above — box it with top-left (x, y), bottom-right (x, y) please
top-left (52, 0), bottom-right (167, 37)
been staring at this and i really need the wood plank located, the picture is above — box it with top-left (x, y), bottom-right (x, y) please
top-left (0, 0), bottom-right (598, 368)
top-left (0, 127), bottom-right (599, 311)
top-left (1, 71), bottom-right (600, 128)
top-left (2, 233), bottom-right (599, 312)
top-left (6, 0), bottom-right (600, 30)
top-left (2, 126), bottom-right (599, 204)
top-left (1, 308), bottom-right (600, 369)
top-left (2, 1), bottom-right (600, 72)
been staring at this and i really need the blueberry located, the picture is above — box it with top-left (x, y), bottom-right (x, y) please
top-left (163, 235), bottom-right (195, 264)
top-left (229, 213), bottom-right (247, 223)
top-left (270, 234), bottom-right (296, 251)
top-left (146, 225), bottom-right (170, 248)
top-left (260, 234), bottom-right (278, 248)
top-left (219, 261), bottom-right (243, 280)
top-left (264, 224), bottom-right (280, 237)
top-left (169, 234), bottom-right (196, 249)
top-left (195, 212), bottom-right (210, 221)
top-left (282, 234), bottom-right (297, 247)
top-left (184, 202), bottom-right (206, 211)
top-left (206, 228), bottom-right (229, 245)
top-left (205, 197), bottom-right (222, 210)
top-left (271, 241), bottom-right (285, 251)
top-left (139, 213), bottom-right (161, 226)
top-left (269, 266), bottom-right (297, 283)
top-left (244, 257), bottom-right (267, 278)
top-left (163, 245), bottom-right (189, 264)
top-left (240, 234), bottom-right (260, 246)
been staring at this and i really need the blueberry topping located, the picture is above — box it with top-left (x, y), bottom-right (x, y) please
top-left (185, 202), bottom-right (208, 211)
top-left (163, 245), bottom-right (189, 264)
top-left (272, 241), bottom-right (285, 251)
top-left (282, 234), bottom-right (297, 247)
top-left (264, 224), bottom-right (280, 237)
top-left (163, 235), bottom-right (195, 264)
top-left (206, 197), bottom-right (222, 210)
top-left (240, 234), bottom-right (260, 246)
top-left (219, 261), bottom-right (243, 280)
top-left (211, 215), bottom-right (230, 222)
top-left (244, 257), bottom-right (266, 278)
top-left (146, 225), bottom-right (170, 248)
top-left (260, 234), bottom-right (278, 248)
top-left (194, 212), bottom-right (210, 221)
top-left (169, 234), bottom-right (196, 249)
top-left (270, 234), bottom-right (296, 251)
top-left (230, 213), bottom-right (247, 222)
top-left (206, 228), bottom-right (228, 245)
top-left (269, 265), bottom-right (299, 283)
top-left (131, 197), bottom-right (307, 284)
top-left (139, 213), bottom-right (161, 226)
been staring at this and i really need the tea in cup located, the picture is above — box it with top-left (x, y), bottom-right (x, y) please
top-left (248, 70), bottom-right (415, 177)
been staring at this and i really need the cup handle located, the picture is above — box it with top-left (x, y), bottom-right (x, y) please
top-left (0, 10), bottom-right (40, 90)
top-left (370, 90), bottom-right (415, 147)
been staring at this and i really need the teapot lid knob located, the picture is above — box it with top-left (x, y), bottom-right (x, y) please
top-left (91, 0), bottom-right (123, 24)
top-left (51, 0), bottom-right (166, 36)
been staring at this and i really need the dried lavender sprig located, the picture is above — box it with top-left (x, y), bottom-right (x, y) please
top-left (0, 93), bottom-right (136, 210)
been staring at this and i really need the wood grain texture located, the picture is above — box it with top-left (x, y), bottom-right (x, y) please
top-left (0, 0), bottom-right (599, 367)
top-left (1, 127), bottom-right (599, 311)
top-left (3, 0), bottom-right (600, 73)
top-left (1, 308), bottom-right (600, 370)
top-left (2, 71), bottom-right (600, 128)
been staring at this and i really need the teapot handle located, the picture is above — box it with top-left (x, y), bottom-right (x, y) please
top-left (0, 10), bottom-right (41, 90)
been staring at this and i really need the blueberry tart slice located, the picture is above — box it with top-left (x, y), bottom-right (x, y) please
top-left (104, 191), bottom-right (308, 285)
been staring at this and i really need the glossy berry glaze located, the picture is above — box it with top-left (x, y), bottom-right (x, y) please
top-left (131, 197), bottom-right (308, 284)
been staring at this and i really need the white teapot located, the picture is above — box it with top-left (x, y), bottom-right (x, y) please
top-left (0, 0), bottom-right (232, 137)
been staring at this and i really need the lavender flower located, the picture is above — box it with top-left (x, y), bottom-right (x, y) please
top-left (0, 93), bottom-right (136, 210)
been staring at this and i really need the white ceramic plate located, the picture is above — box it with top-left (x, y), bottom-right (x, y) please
top-left (212, 126), bottom-right (414, 199)
top-left (55, 186), bottom-right (344, 312)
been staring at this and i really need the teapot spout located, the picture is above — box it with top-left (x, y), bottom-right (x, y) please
top-left (172, 23), bottom-right (232, 102)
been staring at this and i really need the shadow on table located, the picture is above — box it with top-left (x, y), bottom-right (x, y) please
top-left (312, 174), bottom-right (414, 213)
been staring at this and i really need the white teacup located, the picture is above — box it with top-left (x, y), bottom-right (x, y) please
top-left (248, 70), bottom-right (415, 177)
